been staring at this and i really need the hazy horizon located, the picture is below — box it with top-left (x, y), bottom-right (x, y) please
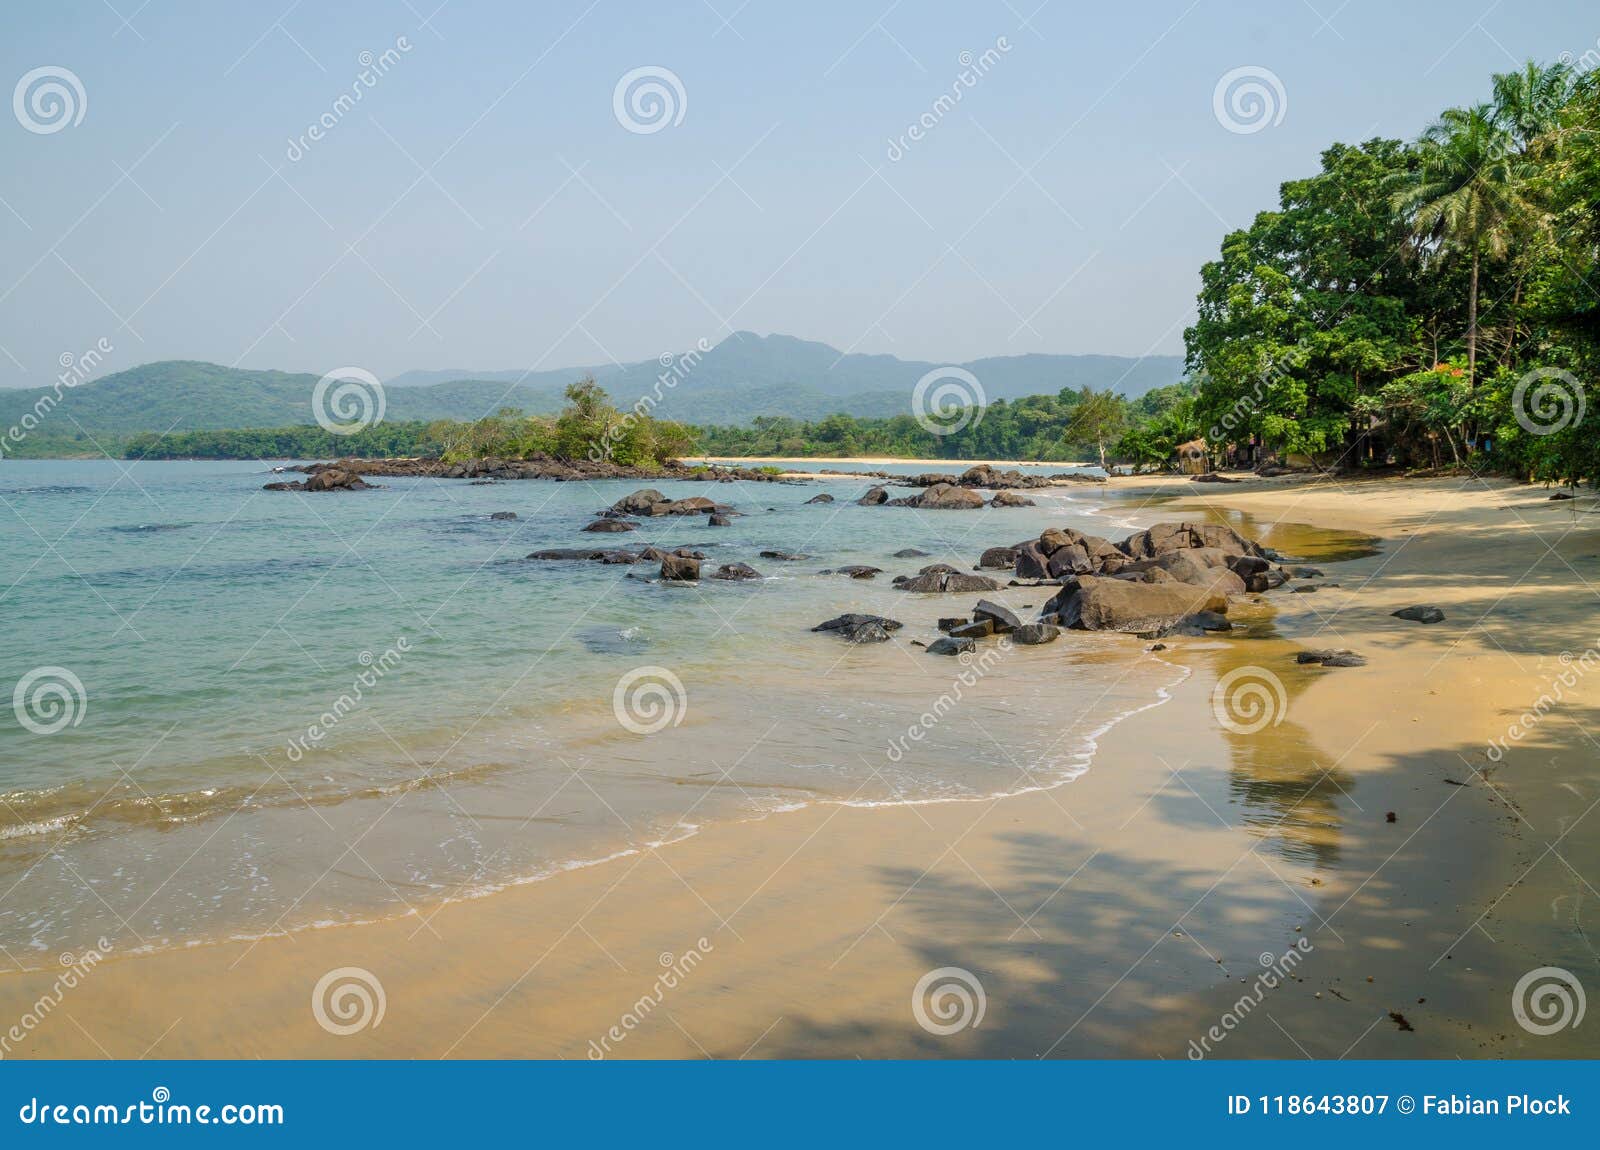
top-left (3, 0), bottom-right (1595, 389)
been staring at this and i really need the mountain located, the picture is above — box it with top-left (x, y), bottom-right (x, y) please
top-left (0, 335), bottom-right (1183, 439)
top-left (386, 332), bottom-right (1183, 405)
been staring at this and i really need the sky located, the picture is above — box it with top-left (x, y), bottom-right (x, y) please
top-left (0, 0), bottom-right (1596, 387)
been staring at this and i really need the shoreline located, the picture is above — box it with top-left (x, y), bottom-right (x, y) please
top-left (2, 474), bottom-right (1596, 1058)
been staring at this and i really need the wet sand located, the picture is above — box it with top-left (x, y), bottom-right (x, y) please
top-left (3, 475), bottom-right (1597, 1059)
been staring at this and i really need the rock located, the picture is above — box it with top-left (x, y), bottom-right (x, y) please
top-left (1119, 522), bottom-right (1262, 561)
top-left (1147, 643), bottom-right (1168, 651)
top-left (1245, 569), bottom-right (1288, 593)
top-left (1550, 491), bottom-right (1574, 500)
top-left (926, 636), bottom-right (976, 656)
top-left (1228, 555), bottom-right (1270, 578)
top-left (989, 490), bottom-right (1035, 507)
top-left (707, 513), bottom-right (733, 526)
top-left (804, 493), bottom-right (835, 504)
top-left (649, 496), bottom-right (718, 517)
top-left (832, 565), bottom-right (882, 579)
top-left (908, 482), bottom-right (985, 510)
top-left (1291, 584), bottom-right (1319, 593)
top-left (1012, 622), bottom-right (1061, 645)
top-left (527, 548), bottom-right (609, 561)
top-left (1053, 575), bottom-right (1228, 633)
top-left (1156, 610), bottom-right (1232, 637)
top-left (1013, 542), bottom-right (1051, 580)
top-left (266, 466), bottom-right (372, 492)
top-left (979, 546), bottom-right (1019, 569)
top-left (858, 486), bottom-right (889, 506)
top-left (1392, 605), bottom-right (1445, 624)
top-left (894, 548), bottom-right (931, 558)
top-left (759, 550), bottom-right (809, 560)
top-left (489, 511), bottom-right (518, 520)
top-left (1298, 649), bottom-right (1367, 667)
top-left (709, 562), bottom-right (761, 580)
top-left (936, 617), bottom-right (969, 632)
top-left (844, 621), bottom-right (892, 643)
top-left (599, 550), bottom-right (641, 564)
top-left (612, 488), bottom-right (667, 515)
top-left (972, 599), bottom-right (1023, 633)
top-left (659, 555), bottom-right (701, 581)
top-left (949, 619), bottom-right (995, 639)
top-left (1047, 544), bottom-right (1092, 579)
top-left (1284, 566), bottom-right (1325, 579)
top-left (583, 518), bottom-right (636, 532)
top-left (812, 613), bottom-right (904, 634)
top-left (895, 568), bottom-right (1003, 593)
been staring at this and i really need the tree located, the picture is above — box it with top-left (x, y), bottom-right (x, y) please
top-left (1063, 387), bottom-right (1126, 471)
top-left (1392, 104), bottom-right (1542, 386)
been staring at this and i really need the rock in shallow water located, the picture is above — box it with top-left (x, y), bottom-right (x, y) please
top-left (926, 636), bottom-right (976, 656)
top-left (1012, 622), bottom-right (1061, 645)
top-left (1392, 605), bottom-right (1445, 624)
top-left (812, 613), bottom-right (904, 634)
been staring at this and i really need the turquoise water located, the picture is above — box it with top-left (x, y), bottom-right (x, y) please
top-left (0, 459), bottom-right (1179, 960)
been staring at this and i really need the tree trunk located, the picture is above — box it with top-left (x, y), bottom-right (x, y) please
top-left (1097, 440), bottom-right (1108, 472)
top-left (1467, 248), bottom-right (1480, 387)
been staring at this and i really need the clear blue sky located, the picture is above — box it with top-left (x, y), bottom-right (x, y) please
top-left (0, 0), bottom-right (1593, 386)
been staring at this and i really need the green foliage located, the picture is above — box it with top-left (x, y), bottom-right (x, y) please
top-left (1186, 59), bottom-right (1598, 483)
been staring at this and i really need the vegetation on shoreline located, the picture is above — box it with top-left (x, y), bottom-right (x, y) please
top-left (1187, 60), bottom-right (1599, 483)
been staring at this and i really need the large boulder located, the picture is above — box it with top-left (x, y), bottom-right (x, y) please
top-left (300, 467), bottom-right (366, 489)
top-left (989, 489), bottom-right (1035, 507)
top-left (649, 496), bottom-right (718, 517)
top-left (1119, 521), bottom-right (1263, 560)
top-left (612, 488), bottom-right (666, 515)
top-left (979, 546), bottom-right (1019, 570)
top-left (583, 518), bottom-right (636, 532)
top-left (858, 486), bottom-right (890, 506)
top-left (659, 554), bottom-right (701, 581)
top-left (1013, 541), bottom-right (1051, 580)
top-left (894, 564), bottom-right (1002, 593)
top-left (1050, 575), bottom-right (1229, 633)
top-left (909, 482), bottom-right (985, 510)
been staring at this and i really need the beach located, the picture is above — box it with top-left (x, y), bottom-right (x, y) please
top-left (3, 471), bottom-right (1594, 1059)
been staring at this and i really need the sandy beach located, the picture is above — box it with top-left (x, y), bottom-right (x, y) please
top-left (4, 473), bottom-right (1597, 1059)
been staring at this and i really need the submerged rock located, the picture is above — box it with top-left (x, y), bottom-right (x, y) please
top-left (893, 548), bottom-right (931, 558)
top-left (1298, 649), bottom-right (1367, 667)
top-left (489, 511), bottom-right (518, 520)
top-left (804, 493), bottom-right (835, 504)
top-left (812, 613), bottom-right (904, 635)
top-left (709, 562), bottom-right (762, 580)
top-left (1012, 622), bottom-right (1061, 645)
top-left (1392, 605), bottom-right (1445, 624)
top-left (583, 518), bottom-right (636, 532)
top-left (926, 636), bottom-right (976, 656)
top-left (659, 554), bottom-right (701, 581)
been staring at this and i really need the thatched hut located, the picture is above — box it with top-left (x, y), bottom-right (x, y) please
top-left (1174, 438), bottom-right (1209, 475)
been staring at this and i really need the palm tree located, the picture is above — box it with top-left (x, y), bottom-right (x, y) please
top-left (1393, 104), bottom-right (1541, 386)
top-left (1490, 60), bottom-right (1573, 155)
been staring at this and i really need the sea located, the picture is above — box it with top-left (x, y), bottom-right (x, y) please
top-left (0, 458), bottom-right (1192, 961)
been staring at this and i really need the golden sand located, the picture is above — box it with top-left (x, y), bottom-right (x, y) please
top-left (3, 475), bottom-right (1596, 1059)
